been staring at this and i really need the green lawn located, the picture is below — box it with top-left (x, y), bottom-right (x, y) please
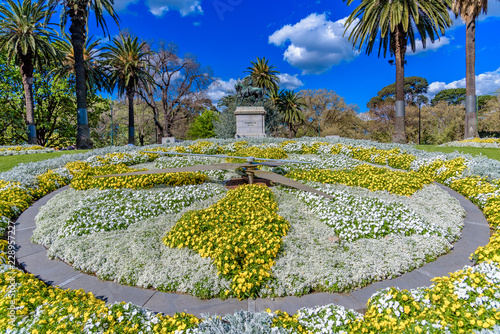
top-left (415, 145), bottom-right (500, 162)
top-left (0, 150), bottom-right (92, 173)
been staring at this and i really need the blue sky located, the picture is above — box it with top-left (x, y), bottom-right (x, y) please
top-left (86, 0), bottom-right (500, 113)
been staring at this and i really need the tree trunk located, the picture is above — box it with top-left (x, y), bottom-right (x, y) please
top-left (127, 85), bottom-right (135, 145)
top-left (160, 89), bottom-right (173, 137)
top-left (464, 17), bottom-right (478, 139)
top-left (69, 7), bottom-right (93, 149)
top-left (392, 26), bottom-right (407, 144)
top-left (288, 123), bottom-right (293, 139)
top-left (19, 53), bottom-right (37, 144)
top-left (136, 85), bottom-right (164, 143)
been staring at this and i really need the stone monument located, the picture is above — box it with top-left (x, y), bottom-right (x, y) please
top-left (234, 81), bottom-right (267, 138)
top-left (234, 106), bottom-right (266, 138)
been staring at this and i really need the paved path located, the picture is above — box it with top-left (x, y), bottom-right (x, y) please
top-left (14, 183), bottom-right (490, 317)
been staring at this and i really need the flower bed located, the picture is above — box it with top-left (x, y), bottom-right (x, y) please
top-left (440, 138), bottom-right (500, 148)
top-left (165, 184), bottom-right (288, 300)
top-left (1, 138), bottom-right (500, 333)
top-left (0, 145), bottom-right (54, 156)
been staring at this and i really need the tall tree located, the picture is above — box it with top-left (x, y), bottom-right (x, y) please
top-left (0, 0), bottom-right (59, 144)
top-left (277, 90), bottom-right (306, 139)
top-left (214, 94), bottom-right (237, 139)
top-left (137, 42), bottom-right (213, 139)
top-left (300, 89), bottom-right (361, 138)
top-left (244, 57), bottom-right (280, 93)
top-left (186, 109), bottom-right (218, 139)
top-left (0, 51), bottom-right (24, 144)
top-left (373, 76), bottom-right (428, 106)
top-left (452, 0), bottom-right (494, 138)
top-left (431, 88), bottom-right (466, 106)
top-left (102, 34), bottom-right (154, 145)
top-left (54, 0), bottom-right (119, 148)
top-left (52, 34), bottom-right (109, 92)
top-left (344, 0), bottom-right (452, 143)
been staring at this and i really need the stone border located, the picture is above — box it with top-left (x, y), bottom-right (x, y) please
top-left (14, 183), bottom-right (490, 317)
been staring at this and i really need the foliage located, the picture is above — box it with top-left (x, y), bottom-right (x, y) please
top-left (0, 0), bottom-right (59, 68)
top-left (102, 34), bottom-right (154, 145)
top-left (244, 57), bottom-right (280, 93)
top-left (186, 109), bottom-right (218, 139)
top-left (477, 95), bottom-right (496, 110)
top-left (102, 35), bottom-right (153, 99)
top-left (299, 89), bottom-right (364, 138)
top-left (479, 94), bottom-right (500, 133)
top-left (213, 106), bottom-right (237, 139)
top-left (33, 68), bottom-right (110, 147)
top-left (0, 53), bottom-right (24, 145)
top-left (368, 77), bottom-right (429, 107)
top-left (0, 55), bottom-right (110, 147)
top-left (277, 90), bottom-right (306, 139)
top-left (344, 0), bottom-right (452, 57)
top-left (51, 34), bottom-right (110, 92)
top-left (431, 88), bottom-right (466, 106)
top-left (366, 101), bottom-right (466, 144)
top-left (0, 0), bottom-right (60, 144)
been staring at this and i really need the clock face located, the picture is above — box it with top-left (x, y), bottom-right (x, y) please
top-left (31, 141), bottom-right (465, 300)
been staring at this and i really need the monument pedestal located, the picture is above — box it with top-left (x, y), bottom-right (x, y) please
top-left (234, 106), bottom-right (266, 138)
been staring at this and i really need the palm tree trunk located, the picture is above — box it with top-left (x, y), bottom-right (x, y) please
top-left (19, 54), bottom-right (37, 144)
top-left (393, 26), bottom-right (406, 144)
top-left (464, 17), bottom-right (478, 139)
top-left (69, 9), bottom-right (93, 149)
top-left (288, 123), bottom-right (293, 139)
top-left (127, 85), bottom-right (135, 145)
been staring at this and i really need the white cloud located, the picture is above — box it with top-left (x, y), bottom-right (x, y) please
top-left (269, 13), bottom-right (360, 74)
top-left (407, 37), bottom-right (451, 56)
top-left (205, 78), bottom-right (238, 105)
top-left (277, 73), bottom-right (304, 90)
top-left (427, 67), bottom-right (500, 98)
top-left (113, 0), bottom-right (202, 17)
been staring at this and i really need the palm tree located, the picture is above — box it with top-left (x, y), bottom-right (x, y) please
top-left (54, 0), bottom-right (119, 149)
top-left (278, 90), bottom-right (306, 139)
top-left (102, 34), bottom-right (154, 145)
top-left (0, 0), bottom-right (59, 144)
top-left (52, 34), bottom-right (110, 93)
top-left (452, 0), bottom-right (492, 139)
top-left (245, 57), bottom-right (280, 92)
top-left (267, 87), bottom-right (281, 107)
top-left (344, 0), bottom-right (452, 143)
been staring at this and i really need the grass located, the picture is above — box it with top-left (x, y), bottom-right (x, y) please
top-left (0, 150), bottom-right (92, 173)
top-left (415, 145), bottom-right (500, 162)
